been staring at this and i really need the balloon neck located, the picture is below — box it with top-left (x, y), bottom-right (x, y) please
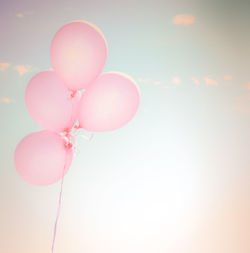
top-left (74, 124), bottom-right (81, 130)
top-left (70, 90), bottom-right (77, 98)
top-left (64, 133), bottom-right (74, 150)
top-left (61, 130), bottom-right (75, 150)
top-left (64, 127), bottom-right (70, 133)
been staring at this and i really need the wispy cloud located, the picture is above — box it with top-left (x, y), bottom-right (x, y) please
top-left (172, 14), bottom-right (195, 25)
top-left (204, 77), bottom-right (219, 86)
top-left (247, 82), bottom-right (250, 90)
top-left (13, 65), bottom-right (35, 76)
top-left (16, 11), bottom-right (34, 18)
top-left (137, 78), bottom-right (151, 84)
top-left (233, 105), bottom-right (250, 114)
top-left (153, 81), bottom-right (161, 85)
top-left (224, 75), bottom-right (232, 81)
top-left (192, 77), bottom-right (199, 85)
top-left (16, 13), bottom-right (24, 18)
top-left (0, 62), bottom-right (10, 71)
top-left (1, 97), bottom-right (15, 104)
top-left (172, 77), bottom-right (181, 85)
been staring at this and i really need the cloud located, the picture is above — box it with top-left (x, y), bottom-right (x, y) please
top-left (13, 65), bottom-right (34, 76)
top-left (1, 97), bottom-right (15, 104)
top-left (247, 82), bottom-right (250, 90)
top-left (233, 105), bottom-right (250, 114)
top-left (16, 13), bottom-right (24, 18)
top-left (224, 75), bottom-right (232, 81)
top-left (0, 62), bottom-right (10, 71)
top-left (172, 77), bottom-right (181, 85)
top-left (16, 11), bottom-right (34, 18)
top-left (172, 14), bottom-right (195, 25)
top-left (191, 77), bottom-right (199, 85)
top-left (137, 78), bottom-right (151, 84)
top-left (204, 77), bottom-right (219, 86)
top-left (153, 81), bottom-right (161, 85)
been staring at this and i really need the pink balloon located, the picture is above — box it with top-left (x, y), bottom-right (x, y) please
top-left (78, 72), bottom-right (140, 132)
top-left (25, 70), bottom-right (81, 133)
top-left (50, 21), bottom-right (108, 91)
top-left (14, 130), bottom-right (73, 186)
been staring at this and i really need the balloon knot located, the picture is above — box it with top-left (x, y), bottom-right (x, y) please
top-left (65, 142), bottom-right (73, 149)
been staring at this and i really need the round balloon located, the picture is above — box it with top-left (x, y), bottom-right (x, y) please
top-left (25, 70), bottom-right (81, 133)
top-left (14, 130), bottom-right (73, 186)
top-left (77, 72), bottom-right (140, 132)
top-left (50, 21), bottom-right (108, 91)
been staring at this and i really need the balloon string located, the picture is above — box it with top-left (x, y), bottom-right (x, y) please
top-left (70, 92), bottom-right (74, 128)
top-left (51, 156), bottom-right (67, 253)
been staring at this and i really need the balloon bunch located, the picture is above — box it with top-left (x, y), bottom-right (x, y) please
top-left (14, 21), bottom-right (140, 186)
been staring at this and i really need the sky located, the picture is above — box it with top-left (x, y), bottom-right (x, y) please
top-left (0, 0), bottom-right (250, 252)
